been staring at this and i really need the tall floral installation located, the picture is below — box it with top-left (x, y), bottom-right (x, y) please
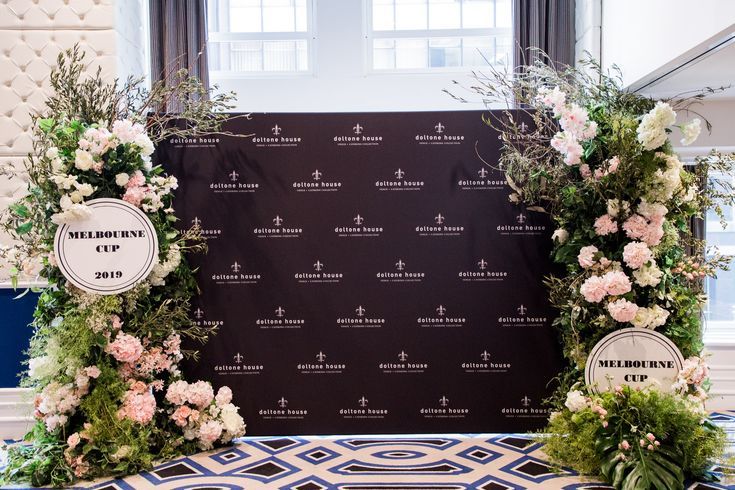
top-left (459, 58), bottom-right (735, 489)
top-left (0, 48), bottom-right (246, 487)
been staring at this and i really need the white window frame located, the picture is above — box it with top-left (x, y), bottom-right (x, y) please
top-left (207, 0), bottom-right (318, 79)
top-left (362, 0), bottom-right (512, 75)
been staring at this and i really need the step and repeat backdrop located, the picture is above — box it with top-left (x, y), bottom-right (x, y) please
top-left (158, 111), bottom-right (563, 435)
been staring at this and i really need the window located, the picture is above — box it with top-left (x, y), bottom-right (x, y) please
top-left (704, 172), bottom-right (735, 343)
top-left (207, 0), bottom-right (313, 76)
top-left (366, 0), bottom-right (512, 72)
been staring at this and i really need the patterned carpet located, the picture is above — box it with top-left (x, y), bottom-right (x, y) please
top-left (3, 412), bottom-right (735, 489)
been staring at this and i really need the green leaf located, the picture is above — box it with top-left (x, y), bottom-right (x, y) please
top-left (9, 203), bottom-right (29, 218)
top-left (15, 222), bottom-right (32, 235)
top-left (38, 118), bottom-right (55, 133)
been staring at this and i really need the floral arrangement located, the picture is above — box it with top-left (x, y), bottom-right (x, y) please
top-left (457, 57), bottom-right (735, 489)
top-left (0, 48), bottom-right (246, 487)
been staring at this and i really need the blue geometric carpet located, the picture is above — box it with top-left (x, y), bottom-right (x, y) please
top-left (4, 412), bottom-right (734, 489)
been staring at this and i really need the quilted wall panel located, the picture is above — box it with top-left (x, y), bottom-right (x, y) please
top-left (0, 0), bottom-right (146, 283)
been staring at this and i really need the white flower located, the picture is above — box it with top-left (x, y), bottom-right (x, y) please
top-left (28, 356), bottom-right (55, 380)
top-left (69, 190), bottom-right (83, 203)
top-left (50, 174), bottom-right (79, 190)
top-left (112, 119), bottom-right (145, 144)
top-left (219, 403), bottom-right (246, 436)
top-left (552, 228), bottom-right (569, 243)
top-left (134, 133), bottom-right (155, 157)
top-left (115, 172), bottom-right (130, 187)
top-left (74, 182), bottom-right (94, 197)
top-left (631, 305), bottom-right (669, 329)
top-left (564, 389), bottom-right (588, 412)
top-left (148, 244), bottom-right (182, 286)
top-left (51, 196), bottom-right (92, 225)
top-left (680, 119), bottom-right (701, 146)
top-left (606, 199), bottom-right (630, 218)
top-left (74, 149), bottom-right (95, 171)
top-left (632, 262), bottom-right (663, 287)
top-left (637, 102), bottom-right (676, 150)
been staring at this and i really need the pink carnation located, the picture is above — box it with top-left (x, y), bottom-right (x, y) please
top-left (623, 241), bottom-right (653, 269)
top-left (118, 390), bottom-right (156, 424)
top-left (126, 170), bottom-right (146, 189)
top-left (580, 275), bottom-right (607, 303)
top-left (607, 299), bottom-right (639, 323)
top-left (622, 214), bottom-right (649, 240)
top-left (594, 214), bottom-right (618, 236)
top-left (578, 245), bottom-right (599, 269)
top-left (106, 332), bottom-right (143, 364)
top-left (602, 270), bottom-right (632, 296)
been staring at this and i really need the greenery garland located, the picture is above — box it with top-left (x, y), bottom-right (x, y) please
top-left (460, 57), bottom-right (735, 489)
top-left (0, 48), bottom-right (247, 487)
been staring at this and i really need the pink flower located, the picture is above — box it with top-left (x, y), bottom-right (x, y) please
top-left (577, 245), bottom-right (599, 269)
top-left (594, 214), bottom-right (618, 236)
top-left (620, 440), bottom-right (630, 450)
top-left (646, 433), bottom-right (655, 442)
top-left (623, 241), bottom-right (653, 269)
top-left (579, 163), bottom-right (592, 178)
top-left (171, 405), bottom-right (192, 427)
top-left (198, 420), bottom-right (224, 447)
top-left (84, 366), bottom-right (101, 379)
top-left (111, 315), bottom-right (122, 330)
top-left (602, 271), bottom-right (632, 296)
top-left (607, 299), bottom-right (639, 323)
top-left (122, 186), bottom-right (147, 207)
top-left (106, 332), bottom-right (144, 364)
top-left (118, 390), bottom-right (156, 424)
top-left (551, 132), bottom-right (584, 166)
top-left (607, 156), bottom-right (620, 173)
top-left (187, 381), bottom-right (215, 409)
top-left (641, 222), bottom-right (664, 247)
top-left (67, 432), bottom-right (81, 449)
top-left (112, 119), bottom-right (145, 144)
top-left (129, 380), bottom-right (148, 393)
top-left (126, 170), bottom-right (146, 189)
top-left (216, 386), bottom-right (233, 406)
top-left (580, 276), bottom-right (607, 303)
top-left (166, 380), bottom-right (190, 406)
top-left (622, 214), bottom-right (648, 240)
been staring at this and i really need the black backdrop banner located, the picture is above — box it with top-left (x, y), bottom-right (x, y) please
top-left (158, 111), bottom-right (563, 435)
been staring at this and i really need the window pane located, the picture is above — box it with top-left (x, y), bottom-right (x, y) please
top-left (705, 173), bottom-right (735, 330)
top-left (263, 0), bottom-right (296, 32)
top-left (495, 0), bottom-right (512, 28)
top-left (395, 38), bottom-right (428, 68)
top-left (373, 39), bottom-right (396, 69)
top-left (428, 0), bottom-right (460, 29)
top-left (373, 0), bottom-right (395, 30)
top-left (230, 41), bottom-right (264, 71)
top-left (264, 40), bottom-right (296, 71)
top-left (230, 2), bottom-right (262, 32)
top-left (462, 36), bottom-right (492, 66)
top-left (429, 38), bottom-right (461, 67)
top-left (462, 0), bottom-right (493, 28)
top-left (295, 0), bottom-right (308, 31)
top-left (395, 0), bottom-right (428, 30)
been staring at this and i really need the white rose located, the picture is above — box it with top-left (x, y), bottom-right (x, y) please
top-left (564, 389), bottom-right (588, 412)
top-left (69, 190), bottom-right (83, 203)
top-left (74, 149), bottom-right (95, 171)
top-left (134, 133), bottom-right (155, 157)
top-left (551, 228), bottom-right (569, 243)
top-left (115, 172), bottom-right (130, 187)
top-left (74, 182), bottom-right (94, 197)
top-left (59, 194), bottom-right (73, 210)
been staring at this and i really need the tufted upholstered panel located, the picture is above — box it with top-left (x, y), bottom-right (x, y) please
top-left (0, 0), bottom-right (145, 283)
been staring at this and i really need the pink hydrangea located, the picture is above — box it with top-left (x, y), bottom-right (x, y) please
top-left (622, 214), bottom-right (648, 240)
top-left (641, 222), bottom-right (664, 247)
top-left (623, 241), bottom-right (653, 269)
top-left (577, 245), bottom-right (599, 269)
top-left (187, 381), bottom-right (215, 409)
top-left (126, 170), bottom-right (146, 189)
top-left (602, 270), bottom-right (632, 296)
top-left (106, 332), bottom-right (143, 364)
top-left (607, 299), bottom-right (639, 323)
top-left (215, 386), bottom-right (233, 406)
top-left (166, 380), bottom-right (190, 406)
top-left (198, 420), bottom-right (224, 448)
top-left (112, 120), bottom-right (145, 144)
top-left (580, 275), bottom-right (607, 303)
top-left (594, 214), bottom-right (618, 236)
top-left (118, 390), bottom-right (156, 424)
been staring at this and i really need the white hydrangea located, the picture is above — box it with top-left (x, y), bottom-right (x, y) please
top-left (564, 389), bottom-right (588, 412)
top-left (631, 304), bottom-right (669, 329)
top-left (632, 262), bottom-right (663, 287)
top-left (134, 133), bottom-right (155, 157)
top-left (148, 244), bottom-right (182, 286)
top-left (28, 355), bottom-right (55, 380)
top-left (219, 403), bottom-right (246, 436)
top-left (647, 153), bottom-right (683, 202)
top-left (637, 102), bottom-right (676, 150)
top-left (637, 199), bottom-right (667, 220)
top-left (680, 118), bottom-right (701, 146)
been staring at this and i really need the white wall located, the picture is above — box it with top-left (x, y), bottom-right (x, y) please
top-left (601, 0), bottom-right (735, 87)
top-left (213, 0), bottom-right (487, 113)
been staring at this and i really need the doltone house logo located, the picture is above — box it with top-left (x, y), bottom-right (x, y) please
top-left (376, 258), bottom-right (426, 283)
top-left (209, 169), bottom-right (259, 194)
top-left (417, 304), bottom-right (467, 329)
top-left (192, 306), bottom-right (224, 331)
top-left (252, 123), bottom-right (302, 148)
top-left (416, 213), bottom-right (465, 237)
top-left (458, 258), bottom-right (509, 282)
top-left (254, 215), bottom-right (303, 239)
top-left (415, 121), bottom-right (466, 146)
top-left (213, 351), bottom-right (264, 376)
top-left (375, 167), bottom-right (425, 192)
top-left (334, 213), bottom-right (384, 238)
top-left (501, 395), bottom-right (551, 419)
top-left (295, 259), bottom-right (343, 284)
top-left (457, 165), bottom-right (508, 191)
top-left (339, 396), bottom-right (389, 420)
top-left (259, 397), bottom-right (308, 420)
top-left (420, 396), bottom-right (470, 418)
top-left (297, 351), bottom-right (347, 374)
top-left (292, 168), bottom-right (343, 193)
top-left (378, 350), bottom-right (429, 374)
top-left (496, 212), bottom-right (547, 236)
top-left (337, 305), bottom-right (385, 329)
top-left (168, 135), bottom-right (221, 148)
top-left (256, 306), bottom-right (305, 330)
top-left (461, 350), bottom-right (512, 374)
top-left (497, 304), bottom-right (548, 328)
top-left (211, 260), bottom-right (262, 285)
top-left (190, 216), bottom-right (223, 240)
top-left (333, 122), bottom-right (383, 147)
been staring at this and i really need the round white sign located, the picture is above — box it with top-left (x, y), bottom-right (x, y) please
top-left (585, 328), bottom-right (684, 393)
top-left (53, 198), bottom-right (159, 295)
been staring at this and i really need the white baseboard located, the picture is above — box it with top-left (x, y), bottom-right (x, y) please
top-left (0, 388), bottom-right (33, 440)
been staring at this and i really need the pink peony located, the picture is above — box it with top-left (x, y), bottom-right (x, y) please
top-left (602, 270), bottom-right (632, 296)
top-left (607, 299), bottom-right (639, 323)
top-left (623, 241), bottom-right (653, 269)
top-left (106, 332), bottom-right (144, 364)
top-left (577, 245), bottom-right (599, 269)
top-left (594, 214), bottom-right (618, 236)
top-left (580, 275), bottom-right (607, 303)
